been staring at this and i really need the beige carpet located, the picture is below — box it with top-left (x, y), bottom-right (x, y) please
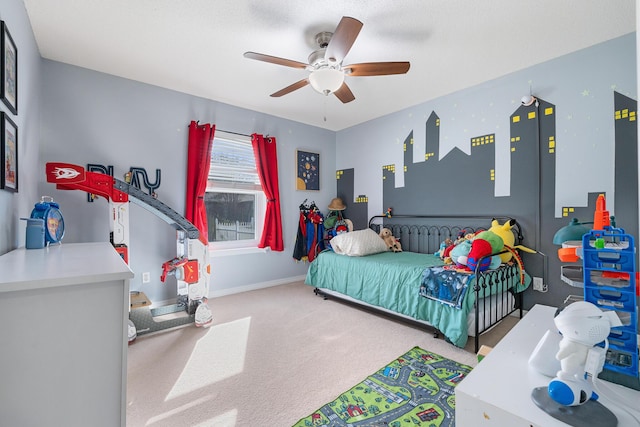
top-left (126, 280), bottom-right (518, 427)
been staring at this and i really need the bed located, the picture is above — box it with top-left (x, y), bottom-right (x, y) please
top-left (304, 215), bottom-right (531, 352)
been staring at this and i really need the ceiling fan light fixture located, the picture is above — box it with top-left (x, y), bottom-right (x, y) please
top-left (309, 68), bottom-right (344, 95)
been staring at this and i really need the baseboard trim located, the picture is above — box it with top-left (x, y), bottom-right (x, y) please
top-left (210, 275), bottom-right (307, 298)
top-left (144, 275), bottom-right (307, 308)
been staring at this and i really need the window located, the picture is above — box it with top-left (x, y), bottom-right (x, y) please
top-left (205, 131), bottom-right (265, 250)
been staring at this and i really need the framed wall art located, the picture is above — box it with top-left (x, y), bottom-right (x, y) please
top-left (1, 21), bottom-right (17, 115)
top-left (1, 112), bottom-right (17, 192)
top-left (296, 149), bottom-right (320, 191)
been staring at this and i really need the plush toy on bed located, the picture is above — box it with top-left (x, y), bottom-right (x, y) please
top-left (449, 239), bottom-right (472, 267)
top-left (379, 228), bottom-right (402, 252)
top-left (466, 219), bottom-right (536, 274)
top-left (466, 230), bottom-right (505, 271)
top-left (487, 218), bottom-right (535, 261)
top-left (434, 238), bottom-right (452, 258)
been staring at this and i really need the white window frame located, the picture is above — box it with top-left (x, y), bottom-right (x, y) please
top-left (207, 131), bottom-right (266, 253)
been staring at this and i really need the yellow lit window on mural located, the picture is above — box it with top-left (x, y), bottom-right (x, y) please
top-left (513, 116), bottom-right (520, 123)
top-left (528, 111), bottom-right (536, 119)
top-left (545, 107), bottom-right (554, 116)
top-left (630, 111), bottom-right (636, 121)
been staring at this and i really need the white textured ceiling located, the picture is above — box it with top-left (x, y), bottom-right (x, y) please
top-left (22, 0), bottom-right (636, 131)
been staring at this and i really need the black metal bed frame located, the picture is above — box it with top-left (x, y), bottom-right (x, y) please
top-left (316, 214), bottom-right (525, 353)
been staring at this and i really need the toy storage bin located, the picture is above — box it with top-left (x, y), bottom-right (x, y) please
top-left (582, 227), bottom-right (638, 387)
top-left (584, 287), bottom-right (636, 311)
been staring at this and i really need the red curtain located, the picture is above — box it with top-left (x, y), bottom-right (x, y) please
top-left (186, 121), bottom-right (215, 245)
top-left (252, 134), bottom-right (284, 251)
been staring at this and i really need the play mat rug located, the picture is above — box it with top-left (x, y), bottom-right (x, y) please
top-left (292, 346), bottom-right (472, 426)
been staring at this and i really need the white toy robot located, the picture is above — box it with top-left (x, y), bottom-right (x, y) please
top-left (547, 301), bottom-right (622, 406)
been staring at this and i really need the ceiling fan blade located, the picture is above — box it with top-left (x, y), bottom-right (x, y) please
top-left (244, 52), bottom-right (308, 70)
top-left (333, 82), bottom-right (355, 104)
top-left (344, 62), bottom-right (411, 77)
top-left (324, 17), bottom-right (363, 64)
top-left (270, 79), bottom-right (309, 97)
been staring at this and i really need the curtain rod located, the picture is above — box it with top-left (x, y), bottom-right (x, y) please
top-left (217, 129), bottom-right (252, 138)
top-left (217, 129), bottom-right (272, 141)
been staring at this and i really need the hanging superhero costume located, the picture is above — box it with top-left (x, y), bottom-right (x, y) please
top-left (292, 201), bottom-right (325, 262)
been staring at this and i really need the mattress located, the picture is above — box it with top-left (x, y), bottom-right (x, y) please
top-left (305, 250), bottom-right (502, 347)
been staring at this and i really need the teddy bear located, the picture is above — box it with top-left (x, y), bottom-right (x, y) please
top-left (379, 227), bottom-right (402, 252)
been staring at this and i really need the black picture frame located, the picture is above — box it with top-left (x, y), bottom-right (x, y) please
top-left (1, 112), bottom-right (18, 192)
top-left (1, 21), bottom-right (17, 115)
top-left (296, 149), bottom-right (320, 191)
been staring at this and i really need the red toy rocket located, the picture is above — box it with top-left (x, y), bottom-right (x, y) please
top-left (593, 194), bottom-right (610, 231)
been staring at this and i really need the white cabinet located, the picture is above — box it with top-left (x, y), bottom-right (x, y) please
top-left (0, 242), bottom-right (133, 427)
top-left (455, 304), bottom-right (640, 426)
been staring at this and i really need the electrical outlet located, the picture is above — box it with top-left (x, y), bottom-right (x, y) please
top-left (533, 276), bottom-right (546, 292)
top-left (142, 272), bottom-right (151, 283)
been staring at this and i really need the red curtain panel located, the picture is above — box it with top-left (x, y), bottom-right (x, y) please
top-left (186, 121), bottom-right (215, 245)
top-left (252, 134), bottom-right (284, 251)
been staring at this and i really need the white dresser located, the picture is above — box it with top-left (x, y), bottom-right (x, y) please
top-left (455, 304), bottom-right (640, 426)
top-left (0, 242), bottom-right (133, 427)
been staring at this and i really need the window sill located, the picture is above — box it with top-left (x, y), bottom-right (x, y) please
top-left (209, 246), bottom-right (270, 257)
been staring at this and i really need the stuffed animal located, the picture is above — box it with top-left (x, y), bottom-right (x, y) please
top-left (488, 219), bottom-right (517, 263)
top-left (487, 218), bottom-right (536, 261)
top-left (450, 237), bottom-right (501, 271)
top-left (449, 239), bottom-right (472, 268)
top-left (434, 238), bottom-right (452, 258)
top-left (466, 230), bottom-right (504, 271)
top-left (379, 228), bottom-right (402, 252)
top-left (466, 219), bottom-right (536, 275)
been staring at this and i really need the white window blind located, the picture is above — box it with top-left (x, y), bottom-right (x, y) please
top-left (209, 133), bottom-right (261, 189)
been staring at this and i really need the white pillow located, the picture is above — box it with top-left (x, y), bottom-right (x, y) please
top-left (330, 228), bottom-right (389, 256)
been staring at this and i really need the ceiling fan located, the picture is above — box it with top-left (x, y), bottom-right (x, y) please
top-left (243, 16), bottom-right (410, 104)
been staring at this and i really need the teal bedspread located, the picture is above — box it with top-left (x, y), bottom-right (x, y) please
top-left (305, 250), bottom-right (528, 348)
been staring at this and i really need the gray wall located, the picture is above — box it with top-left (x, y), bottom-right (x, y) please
top-left (39, 61), bottom-right (336, 302)
top-left (335, 34), bottom-right (637, 310)
top-left (0, 0), bottom-right (42, 255)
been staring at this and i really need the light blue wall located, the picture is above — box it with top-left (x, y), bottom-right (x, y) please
top-left (0, 0), bottom-right (42, 255)
top-left (39, 61), bottom-right (336, 302)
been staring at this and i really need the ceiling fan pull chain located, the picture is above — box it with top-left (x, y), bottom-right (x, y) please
top-left (323, 96), bottom-right (328, 122)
